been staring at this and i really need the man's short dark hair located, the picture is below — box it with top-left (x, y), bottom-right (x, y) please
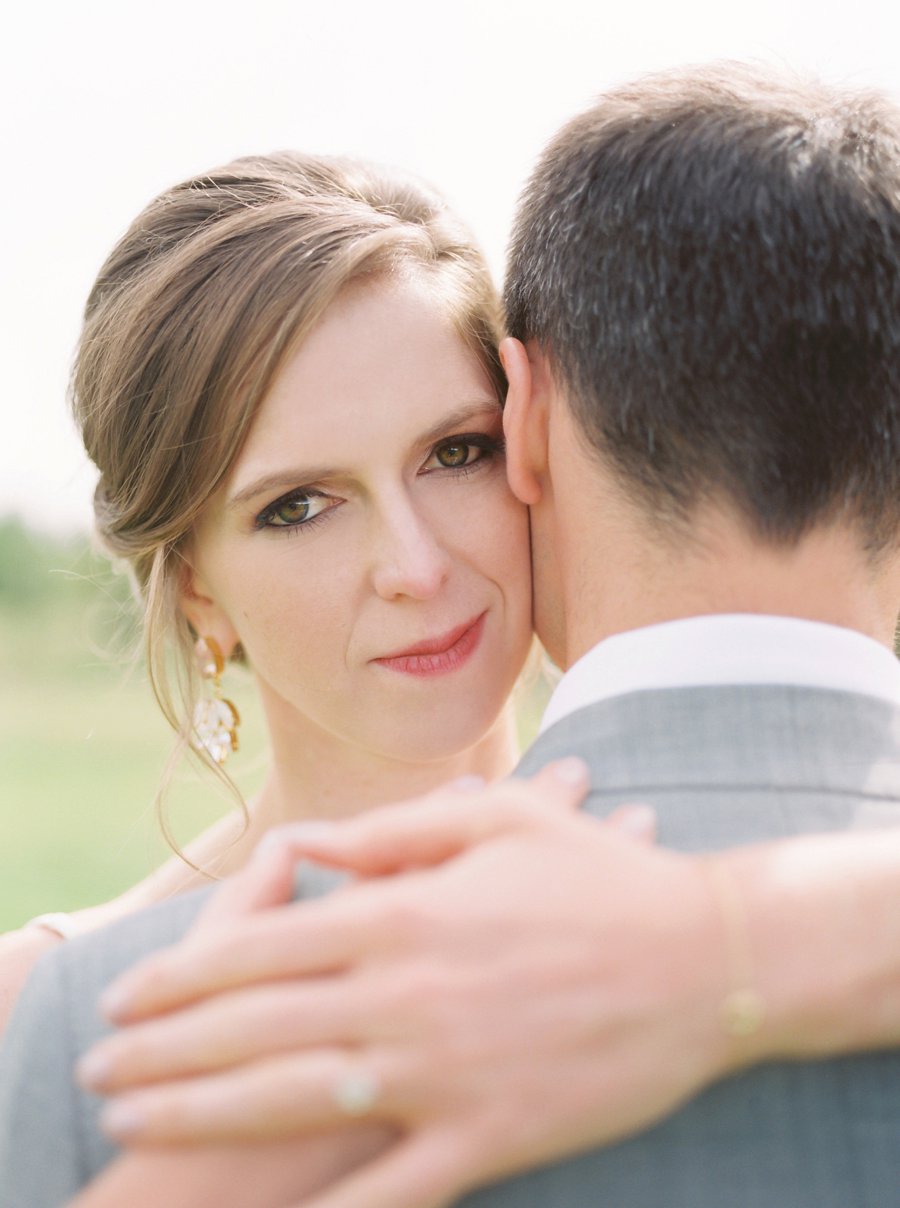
top-left (505, 63), bottom-right (900, 546)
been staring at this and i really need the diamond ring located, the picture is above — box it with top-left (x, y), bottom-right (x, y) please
top-left (332, 1069), bottom-right (381, 1117)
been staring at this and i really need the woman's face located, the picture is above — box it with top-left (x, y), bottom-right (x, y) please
top-left (183, 274), bottom-right (533, 764)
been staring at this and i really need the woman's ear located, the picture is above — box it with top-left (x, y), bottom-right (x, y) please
top-left (177, 554), bottom-right (240, 656)
top-left (500, 337), bottom-right (550, 506)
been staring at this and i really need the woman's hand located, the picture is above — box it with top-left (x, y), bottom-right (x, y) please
top-left (76, 762), bottom-right (734, 1208)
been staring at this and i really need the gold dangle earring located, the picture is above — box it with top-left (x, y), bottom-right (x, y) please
top-left (191, 636), bottom-right (240, 765)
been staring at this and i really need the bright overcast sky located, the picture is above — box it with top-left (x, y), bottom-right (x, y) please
top-left (2, 0), bottom-right (898, 533)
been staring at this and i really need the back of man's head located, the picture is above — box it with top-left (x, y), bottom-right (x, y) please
top-left (505, 63), bottom-right (900, 549)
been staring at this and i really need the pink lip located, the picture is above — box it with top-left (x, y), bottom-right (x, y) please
top-left (373, 613), bottom-right (487, 677)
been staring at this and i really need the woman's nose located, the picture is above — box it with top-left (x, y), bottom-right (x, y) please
top-left (370, 502), bottom-right (452, 601)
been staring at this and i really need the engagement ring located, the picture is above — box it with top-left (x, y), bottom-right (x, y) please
top-left (332, 1069), bottom-right (381, 1117)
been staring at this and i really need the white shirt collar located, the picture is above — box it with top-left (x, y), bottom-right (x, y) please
top-left (540, 614), bottom-right (900, 734)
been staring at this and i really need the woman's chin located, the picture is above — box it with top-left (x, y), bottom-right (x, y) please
top-left (372, 698), bottom-right (514, 768)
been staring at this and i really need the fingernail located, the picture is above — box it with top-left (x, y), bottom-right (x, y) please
top-left (100, 1098), bottom-right (145, 1140)
top-left (550, 757), bottom-right (590, 785)
top-left (255, 821), bottom-right (337, 858)
top-left (616, 805), bottom-right (657, 838)
top-left (76, 1048), bottom-right (112, 1091)
top-left (450, 775), bottom-right (486, 791)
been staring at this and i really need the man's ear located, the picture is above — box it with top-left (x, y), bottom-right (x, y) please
top-left (500, 337), bottom-right (550, 506)
top-left (177, 553), bottom-right (240, 656)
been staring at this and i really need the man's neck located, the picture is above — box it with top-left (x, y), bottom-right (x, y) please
top-left (559, 509), bottom-right (899, 669)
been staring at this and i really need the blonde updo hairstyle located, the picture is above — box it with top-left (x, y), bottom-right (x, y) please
top-left (72, 152), bottom-right (505, 822)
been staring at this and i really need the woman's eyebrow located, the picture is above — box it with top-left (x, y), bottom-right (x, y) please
top-left (227, 466), bottom-right (337, 510)
top-left (416, 399), bottom-right (502, 448)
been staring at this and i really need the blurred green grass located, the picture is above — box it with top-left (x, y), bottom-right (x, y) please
top-left (0, 517), bottom-right (548, 932)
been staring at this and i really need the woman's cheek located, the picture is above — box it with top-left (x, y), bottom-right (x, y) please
top-left (494, 486), bottom-right (532, 579)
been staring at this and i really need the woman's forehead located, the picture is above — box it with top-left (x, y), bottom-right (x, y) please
top-left (238, 278), bottom-right (496, 458)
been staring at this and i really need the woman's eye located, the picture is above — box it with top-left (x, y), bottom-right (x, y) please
top-left (426, 434), bottom-right (501, 473)
top-left (257, 492), bottom-right (332, 529)
top-left (436, 442), bottom-right (478, 468)
top-left (271, 498), bottom-right (312, 525)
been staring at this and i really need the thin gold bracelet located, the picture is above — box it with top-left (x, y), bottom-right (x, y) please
top-left (704, 858), bottom-right (766, 1040)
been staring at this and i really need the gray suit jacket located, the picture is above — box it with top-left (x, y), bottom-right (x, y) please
top-left (4, 685), bottom-right (900, 1207)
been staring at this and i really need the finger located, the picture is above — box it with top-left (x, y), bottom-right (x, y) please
top-left (100, 887), bottom-right (392, 1024)
top-left (250, 775), bottom-right (487, 870)
top-left (192, 843), bottom-right (300, 937)
top-left (285, 1129), bottom-right (464, 1208)
top-left (80, 978), bottom-right (382, 1094)
top-left (97, 1048), bottom-right (402, 1144)
top-left (604, 804), bottom-right (658, 844)
top-left (528, 757), bottom-right (592, 809)
top-left (260, 759), bottom-right (591, 877)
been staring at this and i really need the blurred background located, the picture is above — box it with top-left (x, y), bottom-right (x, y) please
top-left (2, 0), bottom-right (898, 929)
